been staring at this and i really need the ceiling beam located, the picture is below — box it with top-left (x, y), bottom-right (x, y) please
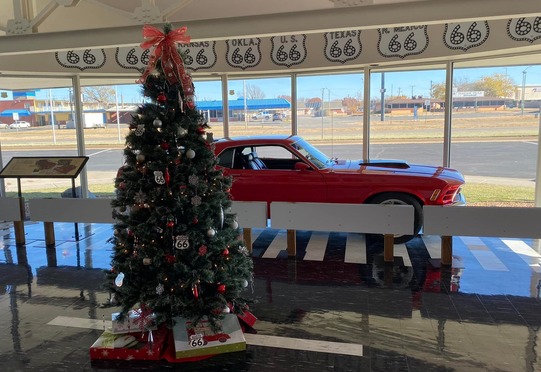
top-left (0, 0), bottom-right (539, 55)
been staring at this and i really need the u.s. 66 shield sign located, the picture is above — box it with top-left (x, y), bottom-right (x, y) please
top-left (271, 34), bottom-right (307, 67)
top-left (377, 26), bottom-right (429, 59)
top-left (226, 38), bottom-right (262, 70)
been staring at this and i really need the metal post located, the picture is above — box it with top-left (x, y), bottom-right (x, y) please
top-left (291, 72), bottom-right (298, 135)
top-left (443, 61), bottom-right (454, 167)
top-left (72, 75), bottom-right (88, 198)
top-left (221, 74), bottom-right (229, 137)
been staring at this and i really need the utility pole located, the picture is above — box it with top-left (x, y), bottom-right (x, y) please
top-left (521, 67), bottom-right (531, 116)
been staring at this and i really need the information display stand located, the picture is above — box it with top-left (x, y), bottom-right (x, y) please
top-left (0, 156), bottom-right (89, 244)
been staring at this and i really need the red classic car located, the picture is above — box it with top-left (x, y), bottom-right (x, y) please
top-left (214, 135), bottom-right (465, 243)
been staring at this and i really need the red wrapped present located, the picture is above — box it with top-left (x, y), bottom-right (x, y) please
top-left (89, 323), bottom-right (168, 361)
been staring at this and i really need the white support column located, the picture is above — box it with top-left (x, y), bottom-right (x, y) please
top-left (221, 74), bottom-right (229, 138)
top-left (72, 75), bottom-right (88, 198)
top-left (535, 108), bottom-right (541, 207)
top-left (291, 72), bottom-right (297, 135)
top-left (362, 66), bottom-right (371, 162)
top-left (443, 61), bottom-right (453, 167)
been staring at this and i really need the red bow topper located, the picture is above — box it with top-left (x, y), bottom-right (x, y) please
top-left (137, 25), bottom-right (195, 108)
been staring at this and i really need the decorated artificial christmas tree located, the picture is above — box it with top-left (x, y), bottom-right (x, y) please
top-left (105, 24), bottom-right (254, 334)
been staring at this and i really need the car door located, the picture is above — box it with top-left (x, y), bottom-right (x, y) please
top-left (229, 145), bottom-right (327, 204)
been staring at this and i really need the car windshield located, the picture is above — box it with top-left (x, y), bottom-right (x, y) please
top-left (290, 139), bottom-right (333, 169)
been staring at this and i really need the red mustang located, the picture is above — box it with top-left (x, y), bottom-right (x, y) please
top-left (214, 135), bottom-right (465, 243)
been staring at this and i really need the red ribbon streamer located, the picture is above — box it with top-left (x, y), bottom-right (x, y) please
top-left (137, 25), bottom-right (195, 108)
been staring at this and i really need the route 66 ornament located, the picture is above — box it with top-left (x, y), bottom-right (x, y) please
top-left (135, 124), bottom-right (145, 136)
top-left (175, 235), bottom-right (190, 250)
top-left (154, 171), bottom-right (165, 184)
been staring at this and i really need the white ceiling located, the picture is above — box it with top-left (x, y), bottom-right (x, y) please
top-left (0, 0), bottom-right (540, 90)
top-left (0, 0), bottom-right (420, 36)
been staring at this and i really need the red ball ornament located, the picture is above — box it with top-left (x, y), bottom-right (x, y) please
top-left (192, 217), bottom-right (199, 224)
top-left (157, 92), bottom-right (167, 104)
top-left (222, 248), bottom-right (229, 256)
top-left (199, 245), bottom-right (208, 256)
top-left (119, 181), bottom-right (126, 190)
top-left (160, 142), bottom-right (170, 150)
top-left (196, 126), bottom-right (206, 135)
top-left (167, 220), bottom-right (175, 228)
top-left (217, 284), bottom-right (226, 294)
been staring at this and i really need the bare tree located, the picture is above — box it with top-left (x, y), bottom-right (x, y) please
top-left (82, 86), bottom-right (115, 108)
top-left (245, 84), bottom-right (266, 99)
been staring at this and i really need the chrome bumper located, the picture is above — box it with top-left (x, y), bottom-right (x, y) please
top-left (452, 192), bottom-right (467, 206)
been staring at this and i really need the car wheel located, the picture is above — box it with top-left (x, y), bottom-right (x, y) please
top-left (368, 192), bottom-right (423, 244)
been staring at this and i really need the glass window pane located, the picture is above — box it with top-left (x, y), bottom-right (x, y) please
top-left (369, 69), bottom-right (446, 167)
top-left (296, 72), bottom-right (364, 147)
top-left (227, 76), bottom-right (291, 137)
top-left (451, 63), bottom-right (539, 206)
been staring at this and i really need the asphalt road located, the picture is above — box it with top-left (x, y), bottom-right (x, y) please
top-left (0, 140), bottom-right (538, 181)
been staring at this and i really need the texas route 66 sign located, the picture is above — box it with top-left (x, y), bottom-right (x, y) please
top-left (226, 38), bottom-right (262, 70)
top-left (324, 30), bottom-right (362, 64)
top-left (377, 26), bottom-right (429, 59)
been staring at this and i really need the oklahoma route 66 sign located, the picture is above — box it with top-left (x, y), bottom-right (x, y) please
top-left (377, 26), bottom-right (429, 59)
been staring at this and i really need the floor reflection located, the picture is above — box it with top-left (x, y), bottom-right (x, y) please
top-left (0, 223), bottom-right (541, 371)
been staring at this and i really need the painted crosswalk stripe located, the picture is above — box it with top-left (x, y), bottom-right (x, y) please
top-left (501, 239), bottom-right (541, 273)
top-left (421, 235), bottom-right (442, 259)
top-left (394, 243), bottom-right (411, 267)
top-left (262, 230), bottom-right (288, 258)
top-left (48, 316), bottom-right (363, 357)
top-left (460, 237), bottom-right (508, 271)
top-left (344, 233), bottom-right (366, 264)
top-left (303, 232), bottom-right (328, 261)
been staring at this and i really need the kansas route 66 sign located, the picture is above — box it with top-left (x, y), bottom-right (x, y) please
top-left (179, 41), bottom-right (217, 71)
top-left (377, 26), bottom-right (429, 59)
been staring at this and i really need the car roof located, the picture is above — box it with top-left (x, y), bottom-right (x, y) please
top-left (214, 135), bottom-right (302, 151)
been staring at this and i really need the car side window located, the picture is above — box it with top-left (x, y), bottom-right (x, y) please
top-left (217, 148), bottom-right (234, 168)
top-left (253, 145), bottom-right (302, 170)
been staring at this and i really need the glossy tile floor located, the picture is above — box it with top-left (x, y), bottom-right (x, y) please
top-left (1, 221), bottom-right (541, 371)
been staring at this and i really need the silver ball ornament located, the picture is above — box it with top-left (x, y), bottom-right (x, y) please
top-left (186, 149), bottom-right (196, 159)
top-left (153, 118), bottom-right (162, 128)
top-left (207, 228), bottom-right (216, 237)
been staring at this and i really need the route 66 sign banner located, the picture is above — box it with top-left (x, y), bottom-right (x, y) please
top-left (226, 38), bottom-right (262, 70)
top-left (271, 34), bottom-right (307, 67)
top-left (324, 30), bottom-right (362, 64)
top-left (55, 49), bottom-right (106, 70)
top-left (115, 47), bottom-right (150, 71)
top-left (377, 26), bottom-right (429, 59)
top-left (179, 41), bottom-right (217, 71)
top-left (444, 21), bottom-right (490, 51)
top-left (507, 17), bottom-right (541, 43)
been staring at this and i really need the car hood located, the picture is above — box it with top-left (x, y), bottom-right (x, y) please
top-left (330, 159), bottom-right (465, 182)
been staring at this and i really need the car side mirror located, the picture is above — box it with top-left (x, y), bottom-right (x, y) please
top-left (294, 162), bottom-right (311, 171)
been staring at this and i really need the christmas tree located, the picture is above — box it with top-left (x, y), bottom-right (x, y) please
top-left (106, 24), bottom-right (253, 329)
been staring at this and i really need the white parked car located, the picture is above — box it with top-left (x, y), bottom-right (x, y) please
top-left (9, 121), bottom-right (31, 129)
top-left (0, 122), bottom-right (8, 129)
top-left (252, 111), bottom-right (272, 120)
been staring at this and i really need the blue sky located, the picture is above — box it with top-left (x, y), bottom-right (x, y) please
top-left (2, 64), bottom-right (539, 103)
